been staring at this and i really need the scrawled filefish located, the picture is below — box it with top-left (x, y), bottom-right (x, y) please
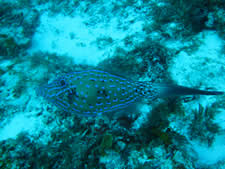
top-left (37, 70), bottom-right (224, 116)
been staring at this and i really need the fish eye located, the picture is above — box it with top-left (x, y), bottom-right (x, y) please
top-left (142, 91), bottom-right (146, 95)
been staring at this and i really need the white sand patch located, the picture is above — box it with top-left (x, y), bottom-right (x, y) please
top-left (0, 95), bottom-right (55, 143)
top-left (191, 134), bottom-right (225, 165)
top-left (169, 31), bottom-right (225, 91)
top-left (0, 113), bottom-right (42, 141)
top-left (29, 13), bottom-right (130, 66)
top-left (132, 104), bottom-right (152, 130)
top-left (215, 109), bottom-right (225, 129)
top-left (168, 30), bottom-right (225, 109)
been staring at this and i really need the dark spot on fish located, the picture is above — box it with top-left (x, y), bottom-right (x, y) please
top-left (67, 87), bottom-right (79, 104)
top-left (97, 89), bottom-right (108, 97)
top-left (71, 88), bottom-right (78, 97)
top-left (60, 79), bottom-right (66, 86)
top-left (102, 90), bottom-right (107, 96)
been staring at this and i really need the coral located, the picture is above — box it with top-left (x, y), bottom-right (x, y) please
top-left (0, 3), bottom-right (13, 23)
top-left (100, 150), bottom-right (125, 169)
top-left (0, 1), bottom-right (38, 58)
top-left (95, 36), bottom-right (114, 49)
top-left (148, 0), bottom-right (225, 39)
top-left (212, 8), bottom-right (225, 38)
top-left (0, 68), bottom-right (6, 75)
top-left (173, 0), bottom-right (225, 32)
top-left (0, 126), bottom-right (98, 169)
top-left (99, 38), bottom-right (170, 80)
top-left (17, 0), bottom-right (32, 8)
top-left (12, 83), bottom-right (26, 98)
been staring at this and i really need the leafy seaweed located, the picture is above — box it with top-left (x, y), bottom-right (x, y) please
top-left (99, 133), bottom-right (113, 155)
top-left (188, 104), bottom-right (221, 146)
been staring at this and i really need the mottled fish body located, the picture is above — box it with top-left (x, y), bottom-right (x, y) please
top-left (38, 70), bottom-right (151, 116)
top-left (37, 70), bottom-right (223, 116)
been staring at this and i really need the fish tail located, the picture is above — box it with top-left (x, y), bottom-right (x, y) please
top-left (153, 83), bottom-right (224, 98)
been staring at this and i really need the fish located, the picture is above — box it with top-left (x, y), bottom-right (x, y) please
top-left (37, 70), bottom-right (224, 116)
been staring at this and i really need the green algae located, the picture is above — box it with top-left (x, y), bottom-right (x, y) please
top-left (0, 34), bottom-right (19, 57)
top-left (0, 68), bottom-right (6, 76)
top-left (188, 103), bottom-right (221, 146)
top-left (99, 133), bottom-right (113, 155)
top-left (150, 128), bottom-right (172, 146)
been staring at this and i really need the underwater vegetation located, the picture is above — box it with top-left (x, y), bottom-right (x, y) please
top-left (0, 34), bottom-right (21, 58)
top-left (0, 3), bottom-right (14, 26)
top-left (137, 99), bottom-right (186, 144)
top-left (188, 104), bottom-right (221, 146)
